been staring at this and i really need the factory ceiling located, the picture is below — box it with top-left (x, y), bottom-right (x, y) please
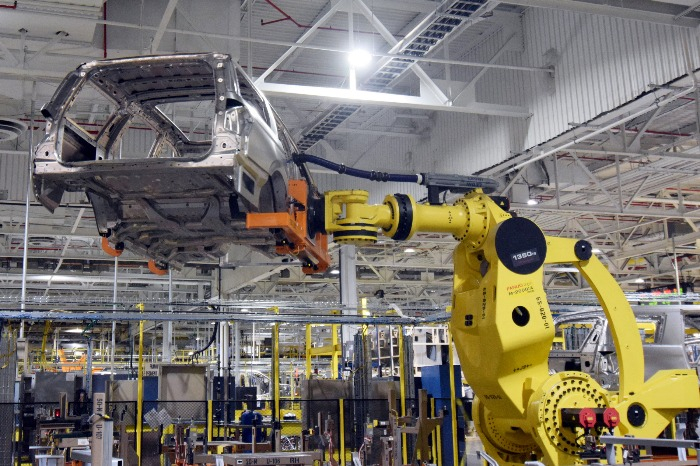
top-left (0, 0), bottom-right (700, 332)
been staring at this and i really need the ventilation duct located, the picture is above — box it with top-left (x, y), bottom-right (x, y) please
top-left (0, 118), bottom-right (26, 142)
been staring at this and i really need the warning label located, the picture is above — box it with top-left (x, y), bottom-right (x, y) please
top-left (506, 282), bottom-right (534, 296)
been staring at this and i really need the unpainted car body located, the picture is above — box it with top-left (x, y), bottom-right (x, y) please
top-left (549, 305), bottom-right (700, 390)
top-left (33, 53), bottom-right (313, 267)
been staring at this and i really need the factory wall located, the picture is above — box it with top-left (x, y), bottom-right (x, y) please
top-left (0, 146), bottom-right (86, 204)
top-left (517, 8), bottom-right (698, 150)
top-left (0, 152), bottom-right (28, 202)
top-left (386, 8), bottom-right (700, 177)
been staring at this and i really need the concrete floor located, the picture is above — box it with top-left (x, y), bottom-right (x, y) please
top-left (461, 434), bottom-right (485, 466)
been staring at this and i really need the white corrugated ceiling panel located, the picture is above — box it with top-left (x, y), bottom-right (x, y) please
top-left (520, 8), bottom-right (698, 150)
top-left (0, 151), bottom-right (86, 204)
top-left (407, 7), bottom-right (700, 176)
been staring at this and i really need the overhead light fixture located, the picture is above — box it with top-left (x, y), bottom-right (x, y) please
top-left (592, 248), bottom-right (601, 254)
top-left (635, 278), bottom-right (645, 283)
top-left (65, 328), bottom-right (84, 333)
top-left (527, 199), bottom-right (538, 206)
top-left (330, 268), bottom-right (340, 275)
top-left (404, 247), bottom-right (416, 253)
top-left (348, 49), bottom-right (372, 67)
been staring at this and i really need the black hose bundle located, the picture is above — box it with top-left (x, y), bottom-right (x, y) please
top-left (191, 322), bottom-right (219, 362)
top-left (293, 153), bottom-right (420, 184)
top-left (293, 152), bottom-right (500, 205)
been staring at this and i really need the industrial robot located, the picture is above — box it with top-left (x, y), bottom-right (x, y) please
top-left (249, 161), bottom-right (700, 466)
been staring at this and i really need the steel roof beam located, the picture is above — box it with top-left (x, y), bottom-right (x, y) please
top-left (255, 0), bottom-right (347, 84)
top-left (353, 0), bottom-right (450, 103)
top-left (343, 0), bottom-right (449, 14)
top-left (612, 230), bottom-right (700, 260)
top-left (150, 0), bottom-right (179, 53)
top-left (503, 0), bottom-right (700, 27)
top-left (512, 203), bottom-right (695, 219)
top-left (257, 81), bottom-right (531, 117)
top-left (0, 272), bottom-right (210, 286)
top-left (0, 308), bottom-right (450, 324)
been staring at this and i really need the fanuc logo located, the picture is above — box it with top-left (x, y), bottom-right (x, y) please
top-left (512, 249), bottom-right (539, 266)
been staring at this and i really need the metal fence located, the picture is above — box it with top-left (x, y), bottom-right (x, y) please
top-left (2, 396), bottom-right (464, 465)
top-left (0, 348), bottom-right (16, 466)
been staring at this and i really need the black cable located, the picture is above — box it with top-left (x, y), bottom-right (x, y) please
top-left (293, 153), bottom-right (420, 184)
top-left (294, 158), bottom-right (320, 197)
top-left (293, 153), bottom-right (500, 201)
top-left (191, 322), bottom-right (219, 362)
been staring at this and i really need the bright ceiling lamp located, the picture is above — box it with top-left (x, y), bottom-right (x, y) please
top-left (348, 49), bottom-right (372, 67)
top-left (527, 199), bottom-right (538, 205)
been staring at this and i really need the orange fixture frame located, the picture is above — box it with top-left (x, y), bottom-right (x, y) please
top-left (101, 236), bottom-right (123, 257)
top-left (246, 179), bottom-right (330, 274)
top-left (148, 259), bottom-right (168, 276)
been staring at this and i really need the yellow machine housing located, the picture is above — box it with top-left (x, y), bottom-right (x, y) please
top-left (321, 188), bottom-right (700, 465)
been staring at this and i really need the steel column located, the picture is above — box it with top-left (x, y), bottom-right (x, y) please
top-left (163, 269), bottom-right (173, 363)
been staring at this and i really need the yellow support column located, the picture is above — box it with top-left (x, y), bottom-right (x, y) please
top-left (208, 400), bottom-right (213, 443)
top-left (431, 397), bottom-right (438, 463)
top-left (305, 324), bottom-right (312, 379)
top-left (339, 398), bottom-right (346, 466)
top-left (436, 415), bottom-right (443, 466)
top-left (136, 303), bottom-right (145, 466)
top-left (398, 325), bottom-right (407, 466)
top-left (306, 323), bottom-right (342, 379)
top-left (447, 324), bottom-right (459, 466)
top-left (273, 308), bottom-right (280, 448)
top-left (331, 324), bottom-right (339, 379)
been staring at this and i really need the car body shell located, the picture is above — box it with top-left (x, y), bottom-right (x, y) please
top-left (549, 305), bottom-right (700, 390)
top-left (33, 53), bottom-right (313, 267)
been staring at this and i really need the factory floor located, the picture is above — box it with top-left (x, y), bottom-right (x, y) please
top-left (461, 432), bottom-right (485, 465)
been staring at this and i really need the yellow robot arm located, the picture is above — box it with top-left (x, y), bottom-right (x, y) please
top-left (320, 187), bottom-right (700, 466)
